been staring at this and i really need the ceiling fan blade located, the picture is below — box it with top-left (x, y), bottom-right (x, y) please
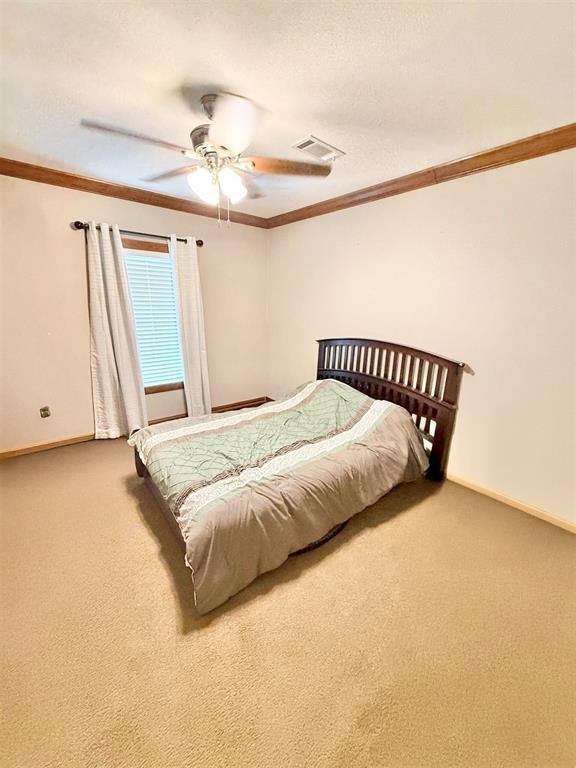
top-left (208, 94), bottom-right (260, 155)
top-left (243, 156), bottom-right (332, 177)
top-left (81, 119), bottom-right (192, 154)
top-left (141, 164), bottom-right (201, 182)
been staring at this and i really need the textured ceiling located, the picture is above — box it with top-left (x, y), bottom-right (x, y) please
top-left (1, 1), bottom-right (574, 217)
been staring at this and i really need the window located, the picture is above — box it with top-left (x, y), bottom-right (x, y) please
top-left (124, 249), bottom-right (184, 390)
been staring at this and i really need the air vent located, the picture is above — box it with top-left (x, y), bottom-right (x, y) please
top-left (293, 135), bottom-right (345, 163)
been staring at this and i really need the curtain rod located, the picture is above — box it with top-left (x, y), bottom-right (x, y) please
top-left (71, 221), bottom-right (204, 247)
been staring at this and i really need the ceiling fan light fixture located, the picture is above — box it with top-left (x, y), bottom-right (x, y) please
top-left (218, 167), bottom-right (247, 204)
top-left (81, 92), bottom-right (333, 208)
top-left (187, 167), bottom-right (219, 205)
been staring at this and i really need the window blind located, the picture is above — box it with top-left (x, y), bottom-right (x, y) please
top-left (124, 249), bottom-right (185, 388)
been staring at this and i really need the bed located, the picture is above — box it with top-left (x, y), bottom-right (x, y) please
top-left (129, 338), bottom-right (465, 614)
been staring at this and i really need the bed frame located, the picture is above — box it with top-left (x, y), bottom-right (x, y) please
top-left (135, 338), bottom-right (465, 555)
top-left (317, 338), bottom-right (465, 480)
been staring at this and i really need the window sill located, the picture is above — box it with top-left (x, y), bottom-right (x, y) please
top-left (144, 382), bottom-right (184, 395)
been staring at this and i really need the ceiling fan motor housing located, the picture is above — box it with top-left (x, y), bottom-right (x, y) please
top-left (190, 124), bottom-right (211, 151)
top-left (190, 124), bottom-right (223, 163)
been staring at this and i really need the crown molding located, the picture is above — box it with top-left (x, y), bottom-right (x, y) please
top-left (0, 157), bottom-right (269, 229)
top-left (1, 122), bottom-right (575, 231)
top-left (266, 122), bottom-right (576, 228)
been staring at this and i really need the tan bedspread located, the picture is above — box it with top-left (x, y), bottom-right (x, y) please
top-left (129, 379), bottom-right (429, 613)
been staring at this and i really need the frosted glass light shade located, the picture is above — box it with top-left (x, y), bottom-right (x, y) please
top-left (187, 168), bottom-right (219, 205)
top-left (218, 167), bottom-right (247, 204)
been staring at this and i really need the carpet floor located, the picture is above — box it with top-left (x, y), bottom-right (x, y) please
top-left (1, 439), bottom-right (575, 768)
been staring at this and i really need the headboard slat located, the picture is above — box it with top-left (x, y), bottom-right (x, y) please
top-left (317, 338), bottom-right (465, 479)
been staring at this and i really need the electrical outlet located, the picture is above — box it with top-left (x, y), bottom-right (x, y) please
top-left (40, 406), bottom-right (51, 418)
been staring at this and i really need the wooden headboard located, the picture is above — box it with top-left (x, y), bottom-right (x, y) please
top-left (317, 338), bottom-right (465, 480)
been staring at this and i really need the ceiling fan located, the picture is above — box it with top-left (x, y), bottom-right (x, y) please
top-left (81, 92), bottom-right (332, 206)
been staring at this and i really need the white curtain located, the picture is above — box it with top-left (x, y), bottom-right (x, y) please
top-left (87, 223), bottom-right (147, 438)
top-left (171, 236), bottom-right (211, 416)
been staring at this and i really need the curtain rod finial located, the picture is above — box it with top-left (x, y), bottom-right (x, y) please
top-left (71, 220), bottom-right (86, 231)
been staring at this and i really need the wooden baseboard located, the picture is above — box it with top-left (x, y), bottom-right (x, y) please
top-left (148, 413), bottom-right (187, 426)
top-left (447, 473), bottom-right (576, 534)
top-left (3, 428), bottom-right (573, 535)
top-left (0, 396), bottom-right (273, 459)
top-left (148, 397), bottom-right (273, 425)
top-left (212, 396), bottom-right (273, 413)
top-left (0, 433), bottom-right (95, 460)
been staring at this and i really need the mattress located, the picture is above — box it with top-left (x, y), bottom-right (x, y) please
top-left (129, 379), bottom-right (429, 613)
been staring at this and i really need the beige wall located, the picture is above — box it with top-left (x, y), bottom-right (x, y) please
top-left (2, 152), bottom-right (574, 522)
top-left (0, 176), bottom-right (268, 451)
top-left (266, 152), bottom-right (576, 522)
